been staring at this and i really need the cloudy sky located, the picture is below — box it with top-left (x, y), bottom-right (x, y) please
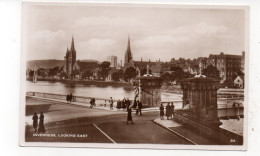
top-left (22, 3), bottom-right (247, 62)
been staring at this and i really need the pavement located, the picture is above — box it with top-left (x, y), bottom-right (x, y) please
top-left (154, 118), bottom-right (218, 145)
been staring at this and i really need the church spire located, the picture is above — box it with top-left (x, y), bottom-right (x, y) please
top-left (71, 35), bottom-right (75, 51)
top-left (124, 35), bottom-right (132, 67)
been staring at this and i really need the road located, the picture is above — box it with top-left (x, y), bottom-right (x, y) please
top-left (25, 97), bottom-right (192, 144)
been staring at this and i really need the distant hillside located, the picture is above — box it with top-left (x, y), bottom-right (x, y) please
top-left (26, 59), bottom-right (100, 69)
top-left (27, 59), bottom-right (66, 69)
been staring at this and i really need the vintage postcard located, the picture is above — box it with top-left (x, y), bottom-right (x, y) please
top-left (20, 2), bottom-right (249, 150)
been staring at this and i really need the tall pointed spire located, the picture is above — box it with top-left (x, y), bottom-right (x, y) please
top-left (124, 34), bottom-right (133, 67)
top-left (127, 34), bottom-right (131, 51)
top-left (71, 35), bottom-right (75, 51)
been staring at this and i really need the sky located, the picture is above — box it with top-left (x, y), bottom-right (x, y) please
top-left (22, 3), bottom-right (247, 62)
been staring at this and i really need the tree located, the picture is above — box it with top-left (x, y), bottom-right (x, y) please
top-left (71, 69), bottom-right (80, 77)
top-left (161, 72), bottom-right (175, 84)
top-left (97, 61), bottom-right (111, 80)
top-left (202, 65), bottom-right (220, 80)
top-left (112, 72), bottom-right (120, 82)
top-left (170, 66), bottom-right (185, 84)
top-left (124, 67), bottom-right (137, 82)
top-left (60, 72), bottom-right (68, 79)
top-left (100, 61), bottom-right (110, 69)
top-left (82, 70), bottom-right (93, 79)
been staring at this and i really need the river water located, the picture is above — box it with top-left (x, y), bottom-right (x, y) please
top-left (26, 81), bottom-right (183, 102)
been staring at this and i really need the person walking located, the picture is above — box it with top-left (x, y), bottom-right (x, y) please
top-left (159, 104), bottom-right (164, 120)
top-left (69, 93), bottom-right (73, 103)
top-left (126, 98), bottom-right (130, 110)
top-left (109, 97), bottom-right (113, 110)
top-left (32, 112), bottom-right (38, 132)
top-left (122, 98), bottom-right (126, 111)
top-left (116, 99), bottom-right (121, 111)
top-left (38, 112), bottom-right (46, 133)
top-left (137, 100), bottom-right (142, 116)
top-left (90, 98), bottom-right (93, 108)
top-left (92, 98), bottom-right (96, 107)
top-left (166, 103), bottom-right (171, 120)
top-left (171, 103), bottom-right (175, 119)
top-left (66, 94), bottom-right (70, 103)
top-left (127, 107), bottom-right (134, 124)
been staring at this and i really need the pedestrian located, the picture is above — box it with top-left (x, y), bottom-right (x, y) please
top-left (109, 97), bottom-right (113, 110)
top-left (90, 98), bottom-right (93, 108)
top-left (122, 98), bottom-right (126, 111)
top-left (126, 98), bottom-right (130, 110)
top-left (137, 100), bottom-right (142, 116)
top-left (170, 103), bottom-right (173, 119)
top-left (166, 103), bottom-right (171, 120)
top-left (171, 103), bottom-right (175, 119)
top-left (92, 98), bottom-right (96, 107)
top-left (159, 104), bottom-right (164, 120)
top-left (66, 94), bottom-right (70, 103)
top-left (116, 99), bottom-right (121, 111)
top-left (127, 107), bottom-right (134, 124)
top-left (38, 112), bottom-right (46, 133)
top-left (32, 112), bottom-right (38, 132)
top-left (69, 93), bottom-right (73, 103)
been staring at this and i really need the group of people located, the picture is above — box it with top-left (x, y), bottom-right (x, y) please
top-left (159, 103), bottom-right (175, 120)
top-left (32, 112), bottom-right (46, 133)
top-left (66, 93), bottom-right (73, 103)
top-left (116, 98), bottom-right (131, 111)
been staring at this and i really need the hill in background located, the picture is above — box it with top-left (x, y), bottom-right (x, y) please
top-left (26, 59), bottom-right (100, 69)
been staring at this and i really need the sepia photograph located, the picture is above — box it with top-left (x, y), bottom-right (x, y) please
top-left (20, 2), bottom-right (249, 150)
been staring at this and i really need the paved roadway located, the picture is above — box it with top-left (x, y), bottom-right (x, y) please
top-left (25, 97), bottom-right (192, 144)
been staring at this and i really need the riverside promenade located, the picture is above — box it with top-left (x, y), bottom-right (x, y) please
top-left (25, 95), bottom-right (243, 145)
top-left (25, 96), bottom-right (225, 145)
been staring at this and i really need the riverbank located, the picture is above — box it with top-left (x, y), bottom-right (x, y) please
top-left (27, 78), bottom-right (132, 87)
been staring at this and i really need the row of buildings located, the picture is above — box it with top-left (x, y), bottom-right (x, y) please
top-left (62, 35), bottom-right (245, 87)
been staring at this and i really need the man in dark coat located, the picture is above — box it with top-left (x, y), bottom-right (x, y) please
top-left (171, 103), bottom-right (175, 119)
top-left (32, 112), bottom-right (38, 132)
top-left (137, 100), bottom-right (142, 116)
top-left (127, 107), bottom-right (134, 124)
top-left (160, 104), bottom-right (164, 120)
top-left (69, 93), bottom-right (73, 103)
top-left (109, 97), bottom-right (113, 110)
top-left (166, 103), bottom-right (171, 120)
top-left (66, 94), bottom-right (70, 103)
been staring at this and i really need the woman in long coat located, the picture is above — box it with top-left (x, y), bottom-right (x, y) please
top-left (159, 104), bottom-right (164, 120)
top-left (38, 112), bottom-right (46, 133)
top-left (127, 107), bottom-right (134, 124)
top-left (32, 112), bottom-right (38, 132)
top-left (166, 103), bottom-right (171, 120)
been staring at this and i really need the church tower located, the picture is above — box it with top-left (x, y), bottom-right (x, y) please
top-left (124, 35), bottom-right (133, 67)
top-left (71, 36), bottom-right (76, 66)
top-left (64, 36), bottom-right (77, 78)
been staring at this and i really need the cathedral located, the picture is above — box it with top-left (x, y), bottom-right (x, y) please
top-left (64, 36), bottom-right (80, 77)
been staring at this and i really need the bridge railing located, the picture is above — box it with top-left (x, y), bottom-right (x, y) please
top-left (26, 92), bottom-right (116, 106)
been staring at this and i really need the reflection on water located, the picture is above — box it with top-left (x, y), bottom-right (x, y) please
top-left (26, 81), bottom-right (182, 101)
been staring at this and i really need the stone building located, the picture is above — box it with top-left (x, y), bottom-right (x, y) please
top-left (64, 36), bottom-right (80, 77)
top-left (107, 55), bottom-right (118, 68)
top-left (207, 52), bottom-right (244, 83)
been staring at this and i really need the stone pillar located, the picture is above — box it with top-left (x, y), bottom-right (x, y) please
top-left (134, 76), bottom-right (163, 107)
top-left (181, 77), bottom-right (222, 126)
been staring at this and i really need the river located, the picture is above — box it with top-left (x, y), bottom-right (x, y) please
top-left (26, 81), bottom-right (183, 102)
